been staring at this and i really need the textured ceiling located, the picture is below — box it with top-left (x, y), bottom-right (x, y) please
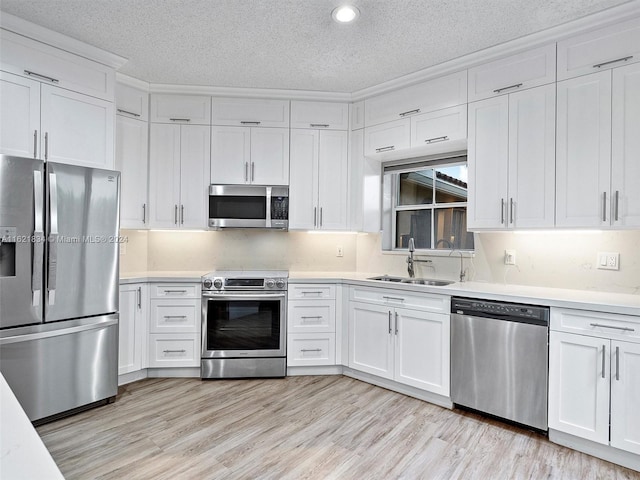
top-left (0, 0), bottom-right (635, 92)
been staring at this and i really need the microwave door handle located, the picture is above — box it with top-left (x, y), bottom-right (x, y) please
top-left (266, 186), bottom-right (272, 228)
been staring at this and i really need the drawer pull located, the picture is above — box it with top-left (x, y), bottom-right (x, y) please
top-left (163, 349), bottom-right (186, 354)
top-left (593, 56), bottom-right (633, 69)
top-left (117, 109), bottom-right (141, 118)
top-left (300, 348), bottom-right (322, 353)
top-left (164, 289), bottom-right (188, 294)
top-left (301, 316), bottom-right (323, 320)
top-left (301, 291), bottom-right (323, 295)
top-left (24, 70), bottom-right (59, 83)
top-left (163, 315), bottom-right (187, 320)
top-left (310, 124), bottom-right (330, 128)
top-left (399, 109), bottom-right (420, 117)
top-left (169, 118), bottom-right (191, 122)
top-left (590, 323), bottom-right (635, 332)
top-left (375, 146), bottom-right (395, 153)
top-left (493, 83), bottom-right (523, 94)
top-left (382, 296), bottom-right (405, 302)
top-left (424, 136), bottom-right (449, 144)
top-left (240, 121), bottom-right (261, 125)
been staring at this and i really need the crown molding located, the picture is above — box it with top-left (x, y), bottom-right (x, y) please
top-left (116, 73), bottom-right (150, 91)
top-left (0, 12), bottom-right (128, 69)
top-left (351, 0), bottom-right (640, 101)
top-left (148, 83), bottom-right (351, 102)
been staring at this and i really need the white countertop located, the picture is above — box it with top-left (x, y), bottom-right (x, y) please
top-left (120, 270), bottom-right (640, 316)
top-left (0, 375), bottom-right (64, 480)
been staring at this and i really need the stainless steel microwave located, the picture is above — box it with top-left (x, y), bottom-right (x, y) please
top-left (208, 185), bottom-right (289, 230)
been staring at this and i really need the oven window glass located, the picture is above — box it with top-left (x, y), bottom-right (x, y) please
top-left (209, 196), bottom-right (266, 220)
top-left (206, 299), bottom-right (280, 350)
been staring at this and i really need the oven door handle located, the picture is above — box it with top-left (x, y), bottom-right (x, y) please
top-left (202, 292), bottom-right (286, 300)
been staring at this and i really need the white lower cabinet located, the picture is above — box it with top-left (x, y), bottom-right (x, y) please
top-left (549, 308), bottom-right (640, 455)
top-left (348, 288), bottom-right (450, 396)
top-left (118, 284), bottom-right (148, 376)
top-left (287, 333), bottom-right (336, 366)
top-left (148, 283), bottom-right (200, 368)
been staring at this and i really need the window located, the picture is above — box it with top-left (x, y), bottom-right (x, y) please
top-left (382, 156), bottom-right (474, 251)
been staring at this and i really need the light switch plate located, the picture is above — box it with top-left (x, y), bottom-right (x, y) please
top-left (504, 249), bottom-right (516, 265)
top-left (597, 252), bottom-right (619, 270)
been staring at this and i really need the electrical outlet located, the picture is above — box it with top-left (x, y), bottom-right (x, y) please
top-left (504, 249), bottom-right (516, 265)
top-left (597, 252), bottom-right (619, 270)
top-left (336, 245), bottom-right (344, 257)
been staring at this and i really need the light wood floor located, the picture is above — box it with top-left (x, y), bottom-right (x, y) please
top-left (37, 376), bottom-right (639, 480)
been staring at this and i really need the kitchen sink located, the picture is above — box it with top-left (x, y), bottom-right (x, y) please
top-left (368, 275), bottom-right (454, 286)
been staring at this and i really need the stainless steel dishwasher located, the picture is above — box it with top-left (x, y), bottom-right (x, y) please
top-left (450, 297), bottom-right (550, 431)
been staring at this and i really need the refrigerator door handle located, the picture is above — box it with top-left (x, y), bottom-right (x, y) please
top-left (47, 172), bottom-right (59, 305)
top-left (32, 170), bottom-right (44, 307)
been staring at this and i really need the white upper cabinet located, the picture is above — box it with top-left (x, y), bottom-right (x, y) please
top-left (290, 101), bottom-right (349, 130)
top-left (364, 118), bottom-right (410, 156)
top-left (0, 29), bottom-right (115, 101)
top-left (350, 101), bottom-right (365, 130)
top-left (250, 128), bottom-right (290, 185)
top-left (116, 83), bottom-right (149, 121)
top-left (211, 97), bottom-right (289, 127)
top-left (0, 71), bottom-right (40, 158)
top-left (116, 115), bottom-right (149, 229)
top-left (410, 104), bottom-right (467, 146)
top-left (467, 44), bottom-right (556, 102)
top-left (150, 94), bottom-right (211, 125)
top-left (364, 70), bottom-right (467, 127)
top-left (557, 17), bottom-right (640, 81)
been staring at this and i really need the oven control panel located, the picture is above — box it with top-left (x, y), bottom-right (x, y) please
top-left (202, 272), bottom-right (288, 292)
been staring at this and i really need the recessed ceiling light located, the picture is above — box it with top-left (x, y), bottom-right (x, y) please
top-left (332, 5), bottom-right (360, 24)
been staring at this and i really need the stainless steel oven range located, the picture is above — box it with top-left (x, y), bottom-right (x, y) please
top-left (201, 271), bottom-right (288, 379)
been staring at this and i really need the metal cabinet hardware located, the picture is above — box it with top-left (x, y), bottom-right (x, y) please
top-left (137, 287), bottom-right (142, 309)
top-left (163, 315), bottom-right (187, 320)
top-left (174, 205), bottom-right (178, 225)
top-left (245, 162), bottom-right (249, 182)
top-left (181, 205), bottom-right (185, 225)
top-left (424, 136), bottom-right (449, 144)
top-left (44, 132), bottom-right (49, 160)
top-left (501, 198), bottom-right (505, 224)
top-left (300, 316), bottom-right (322, 320)
top-left (163, 349), bottom-right (186, 354)
top-left (314, 207), bottom-right (317, 227)
top-left (310, 124), bottom-right (329, 128)
top-left (169, 118), bottom-right (190, 122)
top-left (251, 162), bottom-right (255, 182)
top-left (117, 109), bottom-right (141, 118)
top-left (593, 56), bottom-right (633, 69)
top-left (142, 203), bottom-right (146, 224)
top-left (601, 345), bottom-right (606, 379)
top-left (33, 130), bottom-right (38, 158)
top-left (388, 311), bottom-right (392, 334)
top-left (394, 312), bottom-right (399, 335)
top-left (602, 192), bottom-right (607, 222)
top-left (164, 289), bottom-right (187, 294)
top-left (382, 296), bottom-right (405, 302)
top-left (319, 207), bottom-right (323, 227)
top-left (240, 121), bottom-right (261, 125)
top-left (614, 191), bottom-right (619, 222)
top-left (301, 290), bottom-right (323, 295)
top-left (375, 146), bottom-right (395, 153)
top-left (399, 109), bottom-right (420, 117)
top-left (510, 198), bottom-right (515, 224)
top-left (616, 346), bottom-right (620, 381)
top-left (300, 348), bottom-right (322, 353)
top-left (493, 83), bottom-right (523, 94)
top-left (24, 70), bottom-right (59, 83)
top-left (590, 323), bottom-right (635, 332)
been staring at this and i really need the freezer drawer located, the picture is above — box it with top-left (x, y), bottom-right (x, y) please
top-left (0, 314), bottom-right (118, 422)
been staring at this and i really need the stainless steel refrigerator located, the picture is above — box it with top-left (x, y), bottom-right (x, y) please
top-left (0, 154), bottom-right (120, 423)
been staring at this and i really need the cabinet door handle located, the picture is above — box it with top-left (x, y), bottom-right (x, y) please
top-left (240, 121), bottom-right (261, 125)
top-left (137, 287), bottom-right (142, 309)
top-left (501, 198), bottom-right (505, 224)
top-left (44, 132), bottom-right (49, 160)
top-left (614, 191), bottom-right (619, 222)
top-left (310, 124), bottom-right (329, 128)
top-left (319, 207), bottom-right (323, 227)
top-left (245, 162), bottom-right (249, 182)
top-left (602, 345), bottom-right (606, 379)
top-left (174, 205), bottom-right (178, 225)
top-left (602, 192), bottom-right (607, 222)
top-left (117, 109), bottom-right (141, 118)
top-left (375, 146), bottom-right (395, 153)
top-left (314, 207), bottom-right (317, 227)
top-left (251, 162), bottom-right (255, 182)
top-left (590, 323), bottom-right (635, 332)
top-left (493, 83), bottom-right (523, 94)
top-left (181, 205), bottom-right (185, 225)
top-left (510, 198), bottom-right (514, 225)
top-left (301, 348), bottom-right (322, 353)
top-left (424, 136), bottom-right (449, 144)
top-left (33, 130), bottom-right (38, 158)
top-left (169, 118), bottom-right (190, 122)
top-left (616, 346), bottom-right (620, 381)
top-left (394, 311), bottom-right (399, 335)
top-left (24, 70), bottom-right (59, 83)
top-left (142, 203), bottom-right (146, 224)
top-left (388, 311), bottom-right (392, 334)
top-left (593, 56), bottom-right (633, 69)
top-left (163, 349), bottom-right (186, 354)
top-left (399, 109), bottom-right (420, 117)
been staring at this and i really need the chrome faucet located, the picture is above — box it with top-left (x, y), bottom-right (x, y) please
top-left (407, 237), bottom-right (416, 278)
top-left (449, 248), bottom-right (467, 282)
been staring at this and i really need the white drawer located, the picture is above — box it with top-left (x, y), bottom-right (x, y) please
top-left (289, 284), bottom-right (336, 300)
top-left (151, 284), bottom-right (199, 299)
top-left (287, 333), bottom-right (336, 366)
top-left (150, 94), bottom-right (211, 125)
top-left (148, 334), bottom-right (200, 367)
top-left (1, 29), bottom-right (114, 101)
top-left (350, 286), bottom-right (449, 314)
top-left (288, 300), bottom-right (335, 333)
top-left (551, 308), bottom-right (640, 343)
top-left (149, 300), bottom-right (199, 333)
